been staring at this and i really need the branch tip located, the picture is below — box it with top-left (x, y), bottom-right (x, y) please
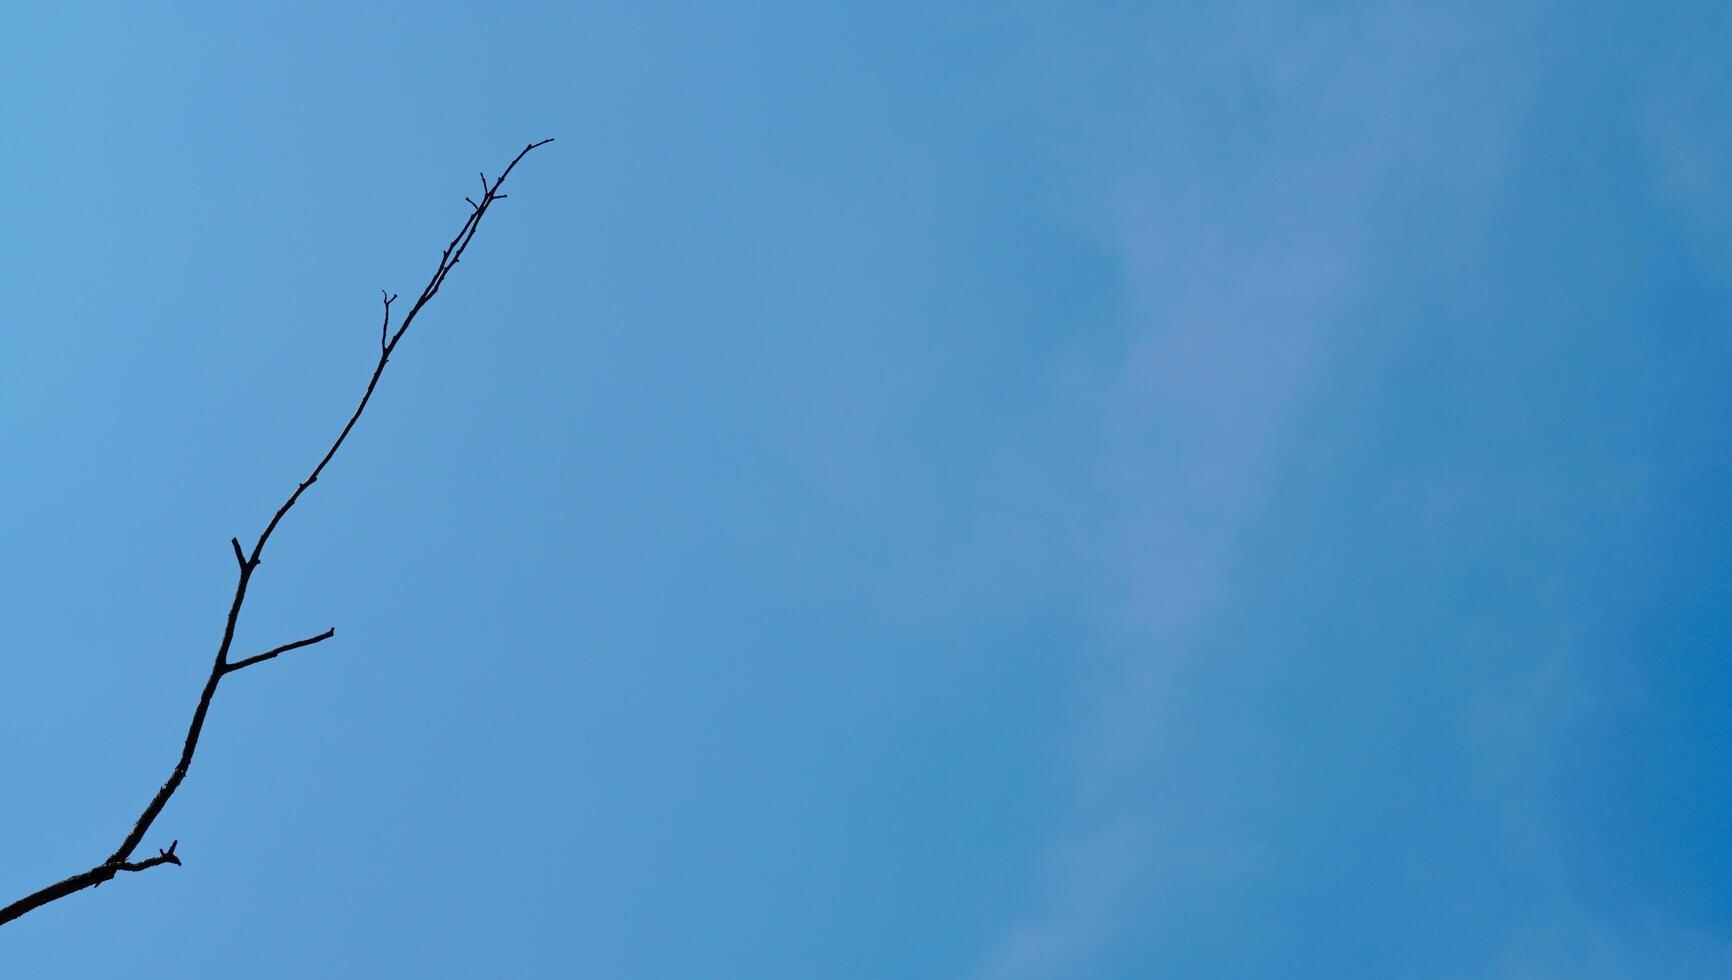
top-left (380, 289), bottom-right (397, 350)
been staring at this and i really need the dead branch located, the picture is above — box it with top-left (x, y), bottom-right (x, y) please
top-left (0, 138), bottom-right (553, 928)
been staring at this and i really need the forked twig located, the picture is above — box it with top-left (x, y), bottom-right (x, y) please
top-left (0, 138), bottom-right (553, 927)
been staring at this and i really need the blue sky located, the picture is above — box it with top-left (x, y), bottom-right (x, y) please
top-left (3, 1), bottom-right (1730, 976)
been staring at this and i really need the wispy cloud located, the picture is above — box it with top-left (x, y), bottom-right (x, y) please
top-left (973, 4), bottom-right (1732, 975)
top-left (976, 5), bottom-right (1520, 975)
top-left (1642, 14), bottom-right (1732, 283)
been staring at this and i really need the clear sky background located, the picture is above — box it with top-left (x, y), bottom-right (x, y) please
top-left (3, 2), bottom-right (1730, 977)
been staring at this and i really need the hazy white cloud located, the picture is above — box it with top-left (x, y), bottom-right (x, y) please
top-left (976, 5), bottom-right (1524, 975)
top-left (1494, 914), bottom-right (1732, 979)
top-left (1643, 16), bottom-right (1732, 284)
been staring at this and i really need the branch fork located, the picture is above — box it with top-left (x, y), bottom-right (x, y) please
top-left (222, 628), bottom-right (336, 675)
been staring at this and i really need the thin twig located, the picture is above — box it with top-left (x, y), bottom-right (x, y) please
top-left (222, 628), bottom-right (336, 675)
top-left (113, 842), bottom-right (182, 875)
top-left (379, 290), bottom-right (397, 353)
top-left (0, 138), bottom-right (552, 928)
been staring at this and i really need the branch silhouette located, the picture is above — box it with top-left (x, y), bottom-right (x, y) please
top-left (0, 138), bottom-right (553, 928)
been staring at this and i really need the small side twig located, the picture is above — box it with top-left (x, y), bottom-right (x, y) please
top-left (114, 841), bottom-right (182, 875)
top-left (222, 628), bottom-right (336, 675)
top-left (87, 840), bottom-right (182, 891)
top-left (379, 291), bottom-right (397, 352)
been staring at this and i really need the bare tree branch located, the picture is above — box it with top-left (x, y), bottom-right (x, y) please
top-left (0, 138), bottom-right (553, 928)
top-left (379, 290), bottom-right (398, 353)
top-left (222, 628), bottom-right (337, 675)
